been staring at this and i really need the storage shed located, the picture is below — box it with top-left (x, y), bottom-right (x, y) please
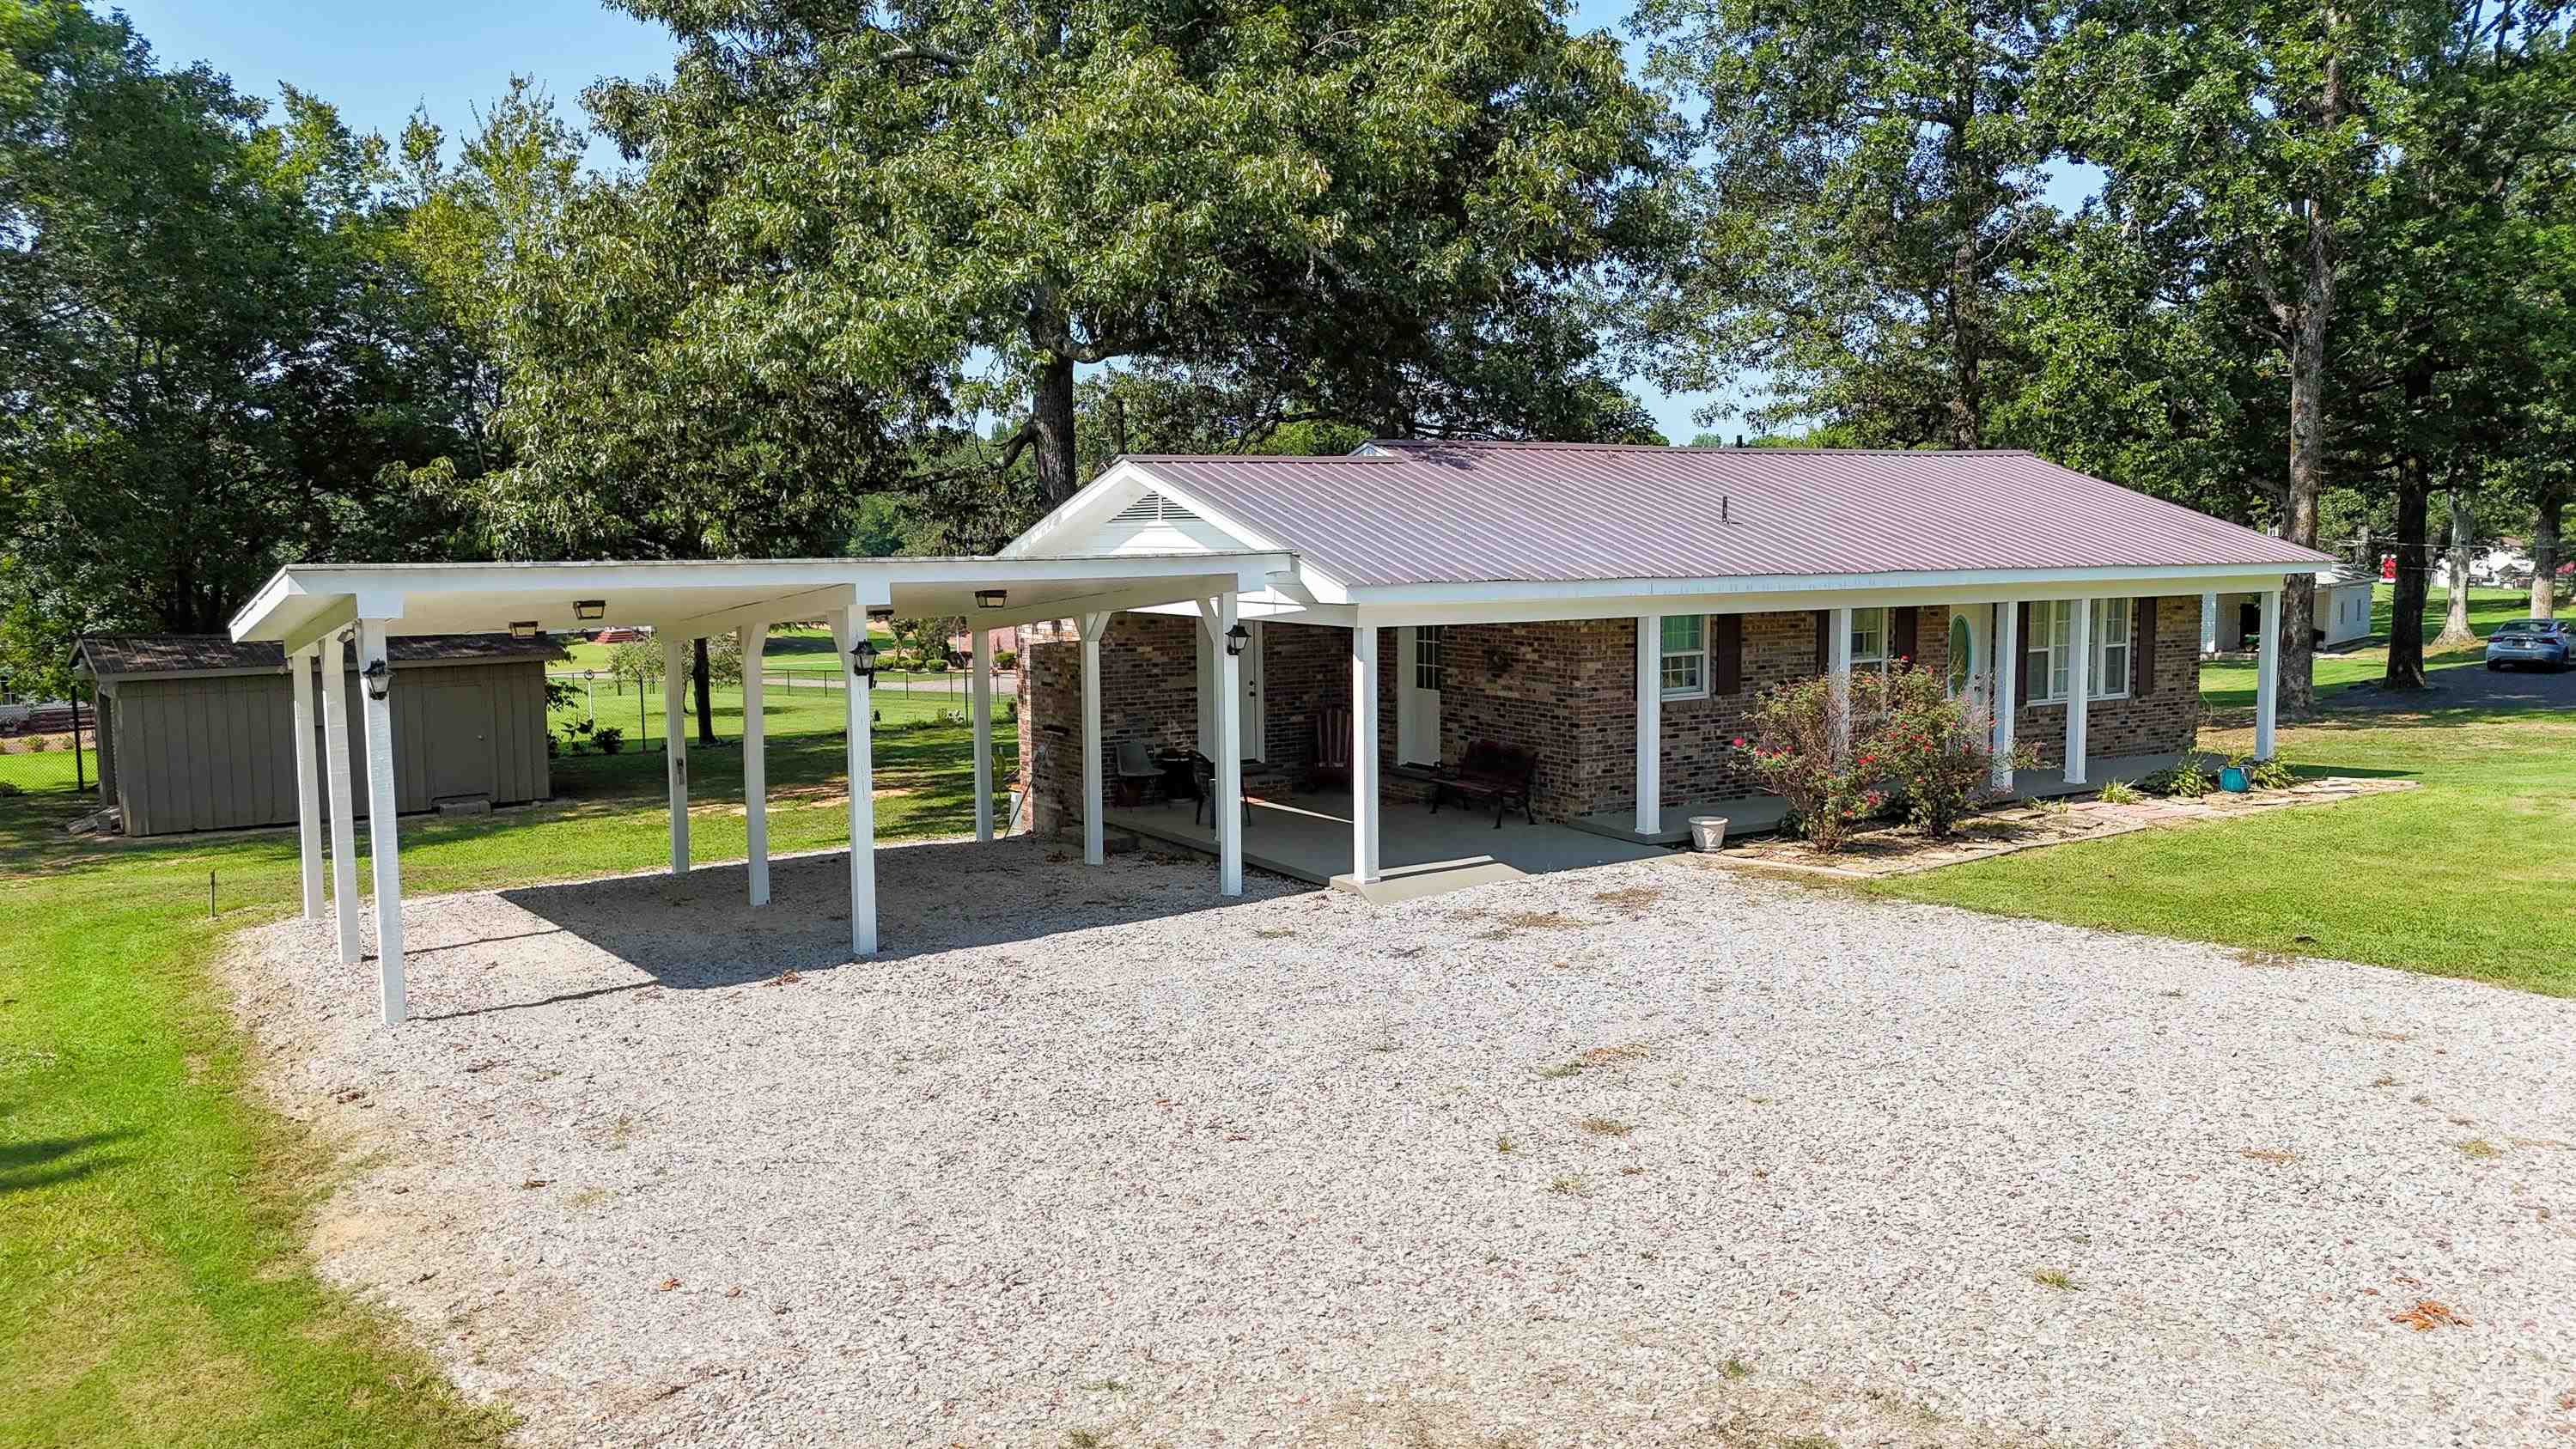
top-left (72, 634), bottom-right (560, 837)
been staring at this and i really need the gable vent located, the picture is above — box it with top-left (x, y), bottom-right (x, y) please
top-left (1111, 490), bottom-right (1201, 526)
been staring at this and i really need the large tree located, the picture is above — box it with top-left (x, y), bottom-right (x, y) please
top-left (0, 2), bottom-right (474, 696)
top-left (563, 0), bottom-right (1672, 511)
top-left (1635, 0), bottom-right (2063, 448)
top-left (2040, 0), bottom-right (2422, 719)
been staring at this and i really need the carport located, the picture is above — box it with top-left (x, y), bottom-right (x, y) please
top-left (228, 552), bottom-right (1292, 1026)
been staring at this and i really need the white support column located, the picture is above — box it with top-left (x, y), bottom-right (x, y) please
top-left (1827, 605), bottom-right (1854, 758)
top-left (2200, 589), bottom-right (2221, 654)
top-left (1211, 595), bottom-right (1244, 897)
top-left (663, 635), bottom-right (691, 874)
top-left (356, 618), bottom-right (405, 1027)
top-left (1350, 621), bottom-right (1381, 883)
top-left (971, 625), bottom-right (995, 842)
top-left (740, 621), bottom-right (769, 906)
top-left (289, 644), bottom-right (324, 921)
top-left (1990, 601), bottom-right (2019, 792)
top-left (2063, 600), bottom-right (2092, 786)
top-left (1634, 613), bottom-right (1661, 835)
top-left (1079, 612), bottom-right (1109, 867)
top-left (2254, 588), bottom-right (2282, 759)
top-left (832, 606), bottom-right (879, 957)
top-left (320, 636), bottom-right (362, 966)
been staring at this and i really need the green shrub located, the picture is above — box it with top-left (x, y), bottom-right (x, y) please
top-left (2229, 751), bottom-right (2298, 790)
top-left (24, 732), bottom-right (51, 752)
top-left (992, 649), bottom-right (1019, 671)
top-left (592, 725), bottom-right (626, 754)
top-left (1866, 664), bottom-right (2037, 837)
top-left (2096, 777), bottom-right (2141, 805)
top-left (1729, 675), bottom-right (1882, 853)
top-left (2141, 757), bottom-right (2211, 798)
top-left (0, 779), bottom-right (22, 796)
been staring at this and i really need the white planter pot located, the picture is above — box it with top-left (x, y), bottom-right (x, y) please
top-left (1688, 815), bottom-right (1730, 852)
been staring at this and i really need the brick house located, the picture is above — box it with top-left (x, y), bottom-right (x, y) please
top-left (1007, 441), bottom-right (2331, 892)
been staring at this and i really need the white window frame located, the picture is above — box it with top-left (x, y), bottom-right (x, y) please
top-left (1659, 614), bottom-right (1708, 700)
top-left (2028, 600), bottom-right (2133, 703)
top-left (1413, 625), bottom-right (1446, 691)
top-left (1850, 606), bottom-right (1890, 673)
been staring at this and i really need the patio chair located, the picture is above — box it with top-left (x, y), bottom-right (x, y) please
top-left (1428, 740), bottom-right (1538, 828)
top-left (1309, 705), bottom-right (1352, 789)
top-left (1191, 751), bottom-right (1253, 831)
top-left (1114, 740), bottom-right (1166, 807)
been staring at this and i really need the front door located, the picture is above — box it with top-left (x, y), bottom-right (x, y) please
top-left (1396, 624), bottom-right (1445, 765)
top-left (1195, 620), bottom-right (1264, 761)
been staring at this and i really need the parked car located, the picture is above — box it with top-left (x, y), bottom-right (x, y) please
top-left (2484, 618), bottom-right (2573, 672)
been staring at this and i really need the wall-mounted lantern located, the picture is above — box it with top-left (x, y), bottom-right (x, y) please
top-left (573, 600), bottom-right (606, 622)
top-left (850, 637), bottom-right (880, 680)
top-left (362, 658), bottom-right (393, 701)
top-left (1224, 621), bottom-right (1250, 658)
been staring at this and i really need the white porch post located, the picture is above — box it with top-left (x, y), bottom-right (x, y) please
top-left (832, 604), bottom-right (880, 956)
top-left (2063, 600), bottom-right (2092, 786)
top-left (740, 621), bottom-right (769, 906)
top-left (1211, 594), bottom-right (1244, 897)
top-left (319, 636), bottom-right (362, 966)
top-left (1350, 620), bottom-right (1380, 882)
top-left (971, 624), bottom-right (995, 842)
top-left (356, 618), bottom-right (405, 1027)
top-left (1990, 600), bottom-right (2019, 792)
top-left (289, 644), bottom-right (324, 921)
top-left (663, 634), bottom-right (690, 875)
top-left (1633, 614), bottom-right (1660, 835)
top-left (1827, 605), bottom-right (1854, 758)
top-left (1079, 612), bottom-right (1109, 867)
top-left (2255, 587), bottom-right (2282, 759)
top-left (2201, 590), bottom-right (2221, 654)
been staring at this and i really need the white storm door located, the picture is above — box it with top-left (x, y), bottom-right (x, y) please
top-left (1396, 624), bottom-right (1445, 764)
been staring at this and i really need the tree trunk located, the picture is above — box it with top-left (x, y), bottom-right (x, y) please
top-left (2385, 471), bottom-right (2430, 690)
top-left (1031, 351), bottom-right (1080, 508)
top-left (2433, 489), bottom-right (2478, 647)
top-left (692, 635), bottom-right (716, 746)
top-left (2278, 289), bottom-right (2327, 719)
top-left (2533, 487), bottom-right (2564, 619)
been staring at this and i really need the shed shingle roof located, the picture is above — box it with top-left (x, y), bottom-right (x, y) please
top-left (1125, 441), bottom-right (2335, 588)
top-left (76, 633), bottom-right (566, 679)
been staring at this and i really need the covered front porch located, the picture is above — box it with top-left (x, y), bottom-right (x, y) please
top-left (1105, 788), bottom-right (1668, 903)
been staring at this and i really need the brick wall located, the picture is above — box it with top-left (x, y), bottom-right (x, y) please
top-left (1019, 599), bottom-right (2203, 834)
top-left (2009, 596), bottom-right (2202, 769)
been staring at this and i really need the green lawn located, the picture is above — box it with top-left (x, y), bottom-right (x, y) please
top-left (0, 709), bottom-right (1002, 1447)
top-left (2199, 585), bottom-right (2538, 709)
top-left (1873, 698), bottom-right (2576, 996)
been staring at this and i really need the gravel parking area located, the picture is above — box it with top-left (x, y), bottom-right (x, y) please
top-left (231, 837), bottom-right (2576, 1447)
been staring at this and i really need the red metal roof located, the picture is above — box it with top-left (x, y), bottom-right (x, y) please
top-left (1129, 441), bottom-right (2335, 589)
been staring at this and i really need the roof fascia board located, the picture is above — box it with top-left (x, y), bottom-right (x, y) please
top-left (1351, 562), bottom-right (2306, 608)
top-left (1352, 568), bottom-right (2300, 629)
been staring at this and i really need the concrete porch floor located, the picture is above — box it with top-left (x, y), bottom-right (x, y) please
top-left (1568, 752), bottom-right (2186, 846)
top-left (1105, 789), bottom-right (1672, 904)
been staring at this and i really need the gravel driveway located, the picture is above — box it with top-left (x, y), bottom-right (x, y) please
top-left (231, 838), bottom-right (2576, 1448)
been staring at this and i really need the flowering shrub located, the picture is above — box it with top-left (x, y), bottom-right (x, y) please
top-left (1867, 663), bottom-right (2037, 837)
top-left (1728, 673), bottom-right (1883, 851)
top-left (1731, 662), bottom-right (2032, 850)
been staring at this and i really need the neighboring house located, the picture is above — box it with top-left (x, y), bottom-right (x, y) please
top-left (948, 623), bottom-right (1020, 661)
top-left (72, 634), bottom-right (560, 837)
top-left (2202, 566), bottom-right (2376, 654)
top-left (1005, 441), bottom-right (2334, 845)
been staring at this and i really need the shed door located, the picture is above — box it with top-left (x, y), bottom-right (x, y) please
top-left (418, 680), bottom-right (496, 800)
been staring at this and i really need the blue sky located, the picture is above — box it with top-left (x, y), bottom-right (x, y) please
top-left (116, 0), bottom-right (1732, 437)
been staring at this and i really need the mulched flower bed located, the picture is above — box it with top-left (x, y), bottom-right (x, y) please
top-left (1698, 776), bottom-right (2419, 880)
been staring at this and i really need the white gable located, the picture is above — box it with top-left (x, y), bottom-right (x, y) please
top-left (1008, 463), bottom-right (1283, 562)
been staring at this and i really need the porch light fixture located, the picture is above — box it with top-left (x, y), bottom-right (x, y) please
top-left (850, 637), bottom-right (880, 680)
top-left (975, 588), bottom-right (1008, 610)
top-left (573, 599), bottom-right (606, 622)
top-left (508, 620), bottom-right (542, 640)
top-left (361, 658), bottom-right (393, 701)
top-left (1224, 621), bottom-right (1250, 658)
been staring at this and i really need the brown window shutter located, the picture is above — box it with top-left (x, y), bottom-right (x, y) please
top-left (2134, 597), bottom-right (2155, 695)
top-left (1714, 614), bottom-right (1743, 694)
top-left (1814, 611), bottom-right (1830, 674)
top-left (1891, 606), bottom-right (1918, 665)
top-left (2015, 601), bottom-right (2033, 701)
